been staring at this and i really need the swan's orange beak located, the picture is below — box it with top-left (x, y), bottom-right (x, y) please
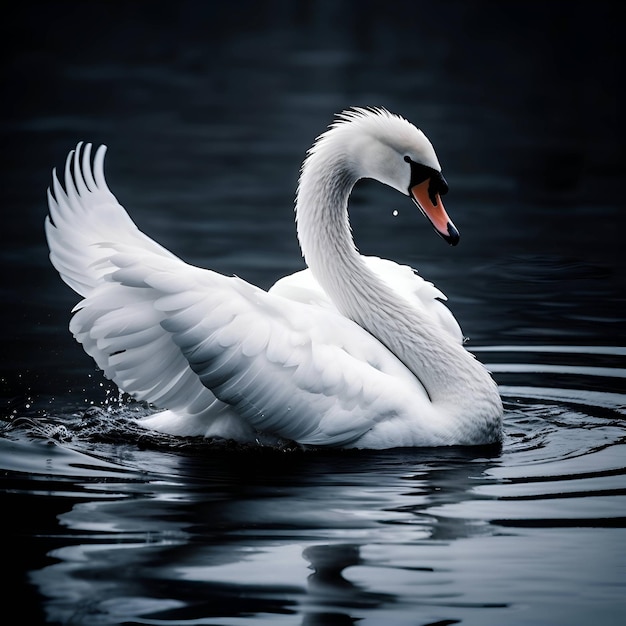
top-left (410, 179), bottom-right (460, 246)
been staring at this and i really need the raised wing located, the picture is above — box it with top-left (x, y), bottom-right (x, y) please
top-left (68, 247), bottom-right (429, 446)
top-left (45, 143), bottom-right (177, 297)
top-left (46, 144), bottom-right (240, 437)
top-left (46, 144), bottom-right (429, 446)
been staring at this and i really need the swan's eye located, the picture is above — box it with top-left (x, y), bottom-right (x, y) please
top-left (404, 155), bottom-right (411, 163)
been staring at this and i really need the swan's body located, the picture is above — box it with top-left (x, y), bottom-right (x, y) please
top-left (45, 108), bottom-right (503, 448)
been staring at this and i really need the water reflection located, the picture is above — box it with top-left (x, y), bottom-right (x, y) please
top-left (18, 437), bottom-right (503, 625)
top-left (303, 544), bottom-right (394, 621)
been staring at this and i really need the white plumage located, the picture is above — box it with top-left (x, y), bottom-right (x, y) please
top-left (46, 108), bottom-right (503, 448)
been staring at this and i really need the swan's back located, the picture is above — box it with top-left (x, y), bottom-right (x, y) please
top-left (270, 257), bottom-right (463, 344)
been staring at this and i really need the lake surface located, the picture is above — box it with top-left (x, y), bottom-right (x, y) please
top-left (2, 2), bottom-right (625, 624)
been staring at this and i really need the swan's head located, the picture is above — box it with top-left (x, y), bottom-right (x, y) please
top-left (306, 107), bottom-right (459, 245)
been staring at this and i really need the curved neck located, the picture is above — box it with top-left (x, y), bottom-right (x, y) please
top-left (295, 150), bottom-right (500, 416)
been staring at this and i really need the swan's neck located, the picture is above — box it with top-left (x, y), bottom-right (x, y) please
top-left (295, 151), bottom-right (501, 425)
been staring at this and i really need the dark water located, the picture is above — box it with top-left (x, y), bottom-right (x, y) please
top-left (2, 2), bottom-right (625, 624)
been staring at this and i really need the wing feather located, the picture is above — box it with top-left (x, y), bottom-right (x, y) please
top-left (152, 269), bottom-right (432, 445)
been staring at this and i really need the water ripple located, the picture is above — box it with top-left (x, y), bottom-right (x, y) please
top-left (2, 342), bottom-right (625, 625)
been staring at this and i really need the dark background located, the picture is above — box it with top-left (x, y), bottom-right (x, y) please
top-left (0, 4), bottom-right (624, 624)
top-left (1, 0), bottom-right (624, 407)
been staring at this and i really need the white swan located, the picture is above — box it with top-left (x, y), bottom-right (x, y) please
top-left (45, 107), bottom-right (503, 449)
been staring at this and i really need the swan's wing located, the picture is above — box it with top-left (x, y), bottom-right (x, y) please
top-left (47, 144), bottom-right (427, 446)
top-left (157, 268), bottom-right (431, 445)
top-left (367, 257), bottom-right (464, 343)
top-left (67, 274), bottom-right (240, 436)
top-left (269, 267), bottom-right (335, 309)
top-left (46, 144), bottom-right (249, 439)
top-left (45, 143), bottom-right (177, 298)
top-left (69, 252), bottom-right (427, 446)
top-left (270, 256), bottom-right (464, 343)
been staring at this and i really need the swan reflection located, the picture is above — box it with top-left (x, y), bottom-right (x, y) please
top-left (22, 442), bottom-right (499, 624)
top-left (301, 543), bottom-right (395, 622)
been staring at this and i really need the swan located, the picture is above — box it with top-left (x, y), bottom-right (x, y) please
top-left (45, 107), bottom-right (503, 449)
